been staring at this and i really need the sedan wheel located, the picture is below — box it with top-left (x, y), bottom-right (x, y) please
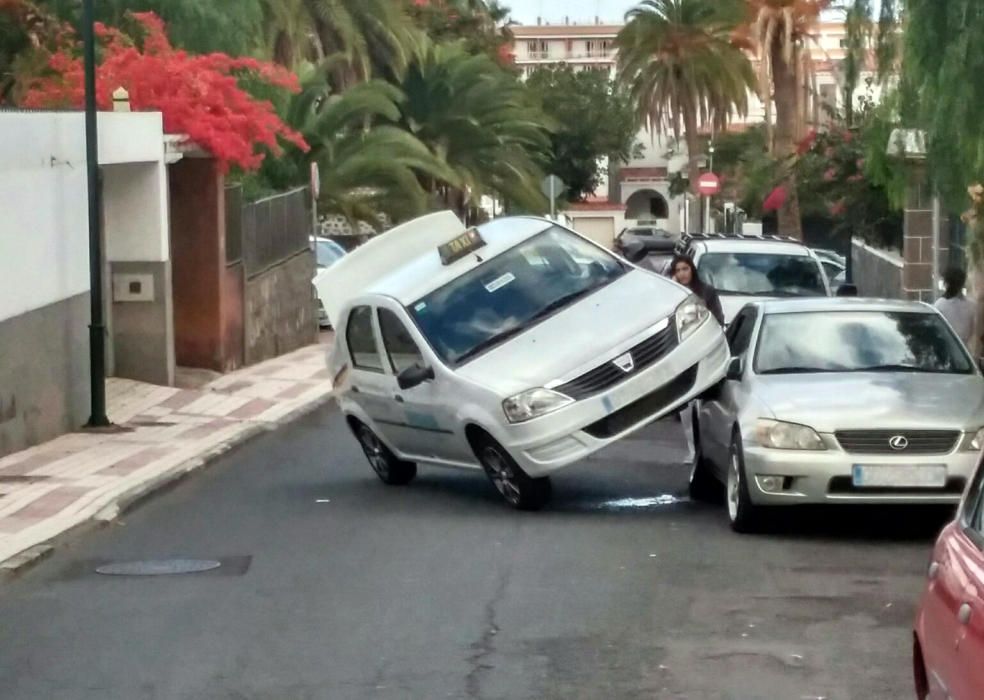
top-left (356, 425), bottom-right (416, 486)
top-left (474, 437), bottom-right (551, 511)
top-left (727, 434), bottom-right (761, 533)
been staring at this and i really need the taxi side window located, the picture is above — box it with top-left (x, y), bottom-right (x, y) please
top-left (378, 308), bottom-right (424, 374)
top-left (346, 306), bottom-right (384, 372)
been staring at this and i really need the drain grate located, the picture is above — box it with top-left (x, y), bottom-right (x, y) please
top-left (95, 559), bottom-right (222, 576)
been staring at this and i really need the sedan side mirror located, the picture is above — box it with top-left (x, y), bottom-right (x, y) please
top-left (835, 283), bottom-right (858, 297)
top-left (397, 364), bottom-right (435, 390)
top-left (622, 241), bottom-right (648, 264)
top-left (726, 356), bottom-right (744, 381)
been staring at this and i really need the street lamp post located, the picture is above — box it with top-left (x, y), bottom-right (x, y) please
top-left (704, 143), bottom-right (715, 233)
top-left (83, 0), bottom-right (109, 428)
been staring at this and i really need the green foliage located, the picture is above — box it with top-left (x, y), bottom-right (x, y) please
top-left (405, 0), bottom-right (511, 62)
top-left (525, 65), bottom-right (641, 202)
top-left (38, 0), bottom-right (264, 56)
top-left (903, 0), bottom-right (984, 212)
top-left (399, 41), bottom-right (552, 214)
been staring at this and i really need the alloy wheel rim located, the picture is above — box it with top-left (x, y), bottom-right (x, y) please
top-left (360, 428), bottom-right (389, 477)
top-left (482, 447), bottom-right (521, 503)
top-left (727, 451), bottom-right (740, 521)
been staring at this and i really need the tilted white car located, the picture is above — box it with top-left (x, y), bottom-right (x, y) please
top-left (325, 211), bottom-right (729, 509)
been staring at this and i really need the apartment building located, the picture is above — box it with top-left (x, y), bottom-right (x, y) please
top-left (510, 19), bottom-right (879, 239)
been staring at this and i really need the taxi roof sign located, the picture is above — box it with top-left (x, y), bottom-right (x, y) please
top-left (439, 228), bottom-right (486, 265)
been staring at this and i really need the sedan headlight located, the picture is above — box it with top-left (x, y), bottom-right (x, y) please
top-left (502, 388), bottom-right (574, 424)
top-left (675, 296), bottom-right (710, 341)
top-left (962, 427), bottom-right (984, 451)
top-left (755, 419), bottom-right (826, 451)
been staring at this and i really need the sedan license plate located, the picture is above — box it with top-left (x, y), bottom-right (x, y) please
top-left (851, 465), bottom-right (947, 488)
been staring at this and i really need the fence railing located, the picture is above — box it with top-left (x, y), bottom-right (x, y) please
top-left (225, 185), bottom-right (310, 278)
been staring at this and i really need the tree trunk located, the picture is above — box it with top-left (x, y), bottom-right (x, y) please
top-left (771, 41), bottom-right (803, 240)
top-left (682, 101), bottom-right (702, 234)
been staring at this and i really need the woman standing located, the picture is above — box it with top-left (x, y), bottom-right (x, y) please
top-left (669, 254), bottom-right (724, 326)
top-left (935, 267), bottom-right (978, 354)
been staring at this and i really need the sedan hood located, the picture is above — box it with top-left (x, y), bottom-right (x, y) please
top-left (455, 270), bottom-right (688, 395)
top-left (753, 373), bottom-right (984, 432)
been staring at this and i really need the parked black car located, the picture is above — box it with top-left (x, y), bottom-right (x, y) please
top-left (614, 226), bottom-right (677, 256)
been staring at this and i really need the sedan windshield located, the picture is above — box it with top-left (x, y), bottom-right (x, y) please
top-left (755, 311), bottom-right (974, 375)
top-left (315, 240), bottom-right (345, 268)
top-left (410, 227), bottom-right (626, 365)
top-left (698, 253), bottom-right (826, 297)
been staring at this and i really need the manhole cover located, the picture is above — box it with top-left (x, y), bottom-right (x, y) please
top-left (95, 559), bottom-right (222, 576)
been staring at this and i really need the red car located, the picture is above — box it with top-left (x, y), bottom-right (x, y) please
top-left (914, 462), bottom-right (984, 698)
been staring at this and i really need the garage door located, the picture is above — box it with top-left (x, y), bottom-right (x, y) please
top-left (572, 217), bottom-right (615, 249)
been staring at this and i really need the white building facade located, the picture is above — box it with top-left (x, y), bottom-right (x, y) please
top-left (511, 20), bottom-right (878, 242)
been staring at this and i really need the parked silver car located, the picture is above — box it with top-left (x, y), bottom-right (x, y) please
top-left (690, 298), bottom-right (984, 532)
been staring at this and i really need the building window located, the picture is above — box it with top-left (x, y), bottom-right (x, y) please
top-left (527, 40), bottom-right (548, 59)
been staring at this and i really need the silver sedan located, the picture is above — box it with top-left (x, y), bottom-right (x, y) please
top-left (690, 298), bottom-right (984, 532)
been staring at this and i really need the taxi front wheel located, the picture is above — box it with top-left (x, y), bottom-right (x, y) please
top-left (473, 435), bottom-right (551, 511)
top-left (356, 424), bottom-right (417, 486)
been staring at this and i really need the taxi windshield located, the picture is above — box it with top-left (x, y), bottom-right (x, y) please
top-left (410, 227), bottom-right (626, 366)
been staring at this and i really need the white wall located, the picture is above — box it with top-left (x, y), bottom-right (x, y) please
top-left (0, 111), bottom-right (168, 322)
top-left (103, 162), bottom-right (169, 262)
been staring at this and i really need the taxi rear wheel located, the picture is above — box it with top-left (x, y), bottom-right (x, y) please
top-left (356, 424), bottom-right (416, 486)
top-left (473, 436), bottom-right (551, 511)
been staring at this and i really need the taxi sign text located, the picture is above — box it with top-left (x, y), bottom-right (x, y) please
top-left (439, 229), bottom-right (486, 265)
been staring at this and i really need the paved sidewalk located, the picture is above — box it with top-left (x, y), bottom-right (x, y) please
top-left (0, 343), bottom-right (333, 570)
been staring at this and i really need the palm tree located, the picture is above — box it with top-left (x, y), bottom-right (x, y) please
top-left (398, 42), bottom-right (552, 220)
top-left (746, 0), bottom-right (830, 238)
top-left (300, 0), bottom-right (422, 89)
top-left (617, 0), bottom-right (755, 232)
top-left (287, 75), bottom-right (458, 224)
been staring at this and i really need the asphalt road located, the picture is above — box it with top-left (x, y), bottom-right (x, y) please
top-left (0, 406), bottom-right (949, 699)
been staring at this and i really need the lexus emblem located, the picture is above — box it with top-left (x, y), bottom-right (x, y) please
top-left (613, 352), bottom-right (635, 373)
top-left (889, 435), bottom-right (909, 451)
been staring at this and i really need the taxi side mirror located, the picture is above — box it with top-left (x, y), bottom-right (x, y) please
top-left (397, 364), bottom-right (435, 390)
top-left (726, 356), bottom-right (744, 381)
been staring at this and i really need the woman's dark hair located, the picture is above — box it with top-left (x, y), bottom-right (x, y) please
top-left (669, 254), bottom-right (705, 292)
top-left (943, 267), bottom-right (967, 299)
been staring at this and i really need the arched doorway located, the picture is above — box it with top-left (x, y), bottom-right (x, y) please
top-left (625, 189), bottom-right (669, 221)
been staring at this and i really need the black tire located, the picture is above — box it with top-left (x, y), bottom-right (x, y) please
top-left (688, 410), bottom-right (721, 503)
top-left (726, 431), bottom-right (762, 533)
top-left (355, 423), bottom-right (417, 486)
top-left (473, 434), bottom-right (551, 511)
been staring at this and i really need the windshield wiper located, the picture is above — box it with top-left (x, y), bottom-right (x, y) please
top-left (849, 363), bottom-right (939, 373)
top-left (453, 324), bottom-right (530, 365)
top-left (759, 366), bottom-right (842, 375)
top-left (527, 286), bottom-right (597, 323)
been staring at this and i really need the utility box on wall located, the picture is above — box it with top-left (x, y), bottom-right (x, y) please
top-left (112, 273), bottom-right (156, 302)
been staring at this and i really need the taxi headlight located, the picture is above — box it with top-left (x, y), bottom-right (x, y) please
top-left (502, 388), bottom-right (574, 424)
top-left (755, 419), bottom-right (826, 451)
top-left (963, 427), bottom-right (984, 451)
top-left (675, 296), bottom-right (710, 341)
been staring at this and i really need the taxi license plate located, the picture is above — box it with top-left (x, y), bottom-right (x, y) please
top-left (851, 465), bottom-right (947, 488)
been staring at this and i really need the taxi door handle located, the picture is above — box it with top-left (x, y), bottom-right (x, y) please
top-left (351, 386), bottom-right (361, 394)
top-left (394, 395), bottom-right (405, 403)
top-left (959, 603), bottom-right (973, 625)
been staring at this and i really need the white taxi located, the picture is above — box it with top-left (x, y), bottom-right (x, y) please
top-left (326, 211), bottom-right (729, 509)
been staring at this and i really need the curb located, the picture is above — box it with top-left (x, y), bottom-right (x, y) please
top-left (0, 392), bottom-right (334, 578)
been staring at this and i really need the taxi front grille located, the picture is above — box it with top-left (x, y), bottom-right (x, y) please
top-left (554, 321), bottom-right (678, 401)
top-left (835, 430), bottom-right (961, 455)
top-left (583, 364), bottom-right (697, 439)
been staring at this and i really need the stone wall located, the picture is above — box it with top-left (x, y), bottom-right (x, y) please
top-left (0, 293), bottom-right (90, 457)
top-left (852, 239), bottom-right (904, 299)
top-left (244, 250), bottom-right (317, 366)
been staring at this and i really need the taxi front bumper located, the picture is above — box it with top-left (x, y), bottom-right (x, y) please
top-left (497, 318), bottom-right (729, 477)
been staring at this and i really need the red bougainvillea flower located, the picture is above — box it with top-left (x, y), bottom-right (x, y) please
top-left (763, 186), bottom-right (787, 212)
top-left (829, 199), bottom-right (847, 216)
top-left (823, 168), bottom-right (837, 182)
top-left (796, 128), bottom-right (817, 155)
top-left (856, 158), bottom-right (865, 169)
top-left (20, 12), bottom-right (307, 172)
top-left (847, 173), bottom-right (863, 183)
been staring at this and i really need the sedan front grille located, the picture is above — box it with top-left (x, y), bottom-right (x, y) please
top-left (835, 430), bottom-right (961, 455)
top-left (554, 321), bottom-right (679, 401)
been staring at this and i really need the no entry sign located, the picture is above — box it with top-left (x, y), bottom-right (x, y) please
top-left (697, 172), bottom-right (721, 196)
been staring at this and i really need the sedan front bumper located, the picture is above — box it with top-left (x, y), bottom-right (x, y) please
top-left (742, 443), bottom-right (977, 505)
